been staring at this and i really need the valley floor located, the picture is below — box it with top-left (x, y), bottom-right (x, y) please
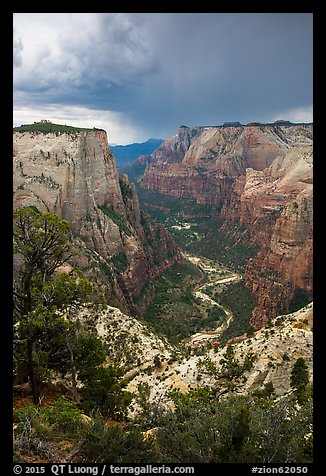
top-left (182, 252), bottom-right (242, 346)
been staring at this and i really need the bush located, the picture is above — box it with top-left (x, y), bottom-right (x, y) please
top-left (43, 397), bottom-right (83, 433)
top-left (81, 365), bottom-right (133, 420)
top-left (156, 390), bottom-right (313, 463)
top-left (291, 357), bottom-right (310, 403)
top-left (154, 355), bottom-right (162, 369)
top-left (80, 414), bottom-right (159, 463)
top-left (13, 398), bottom-right (84, 446)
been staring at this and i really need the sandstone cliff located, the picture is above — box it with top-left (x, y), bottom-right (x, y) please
top-left (220, 141), bottom-right (313, 327)
top-left (140, 123), bottom-right (313, 325)
top-left (141, 125), bottom-right (245, 206)
top-left (13, 127), bottom-right (182, 313)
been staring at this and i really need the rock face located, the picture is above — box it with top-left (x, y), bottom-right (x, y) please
top-left (141, 125), bottom-right (245, 206)
top-left (220, 143), bottom-right (313, 327)
top-left (13, 128), bottom-right (182, 313)
top-left (141, 123), bottom-right (313, 325)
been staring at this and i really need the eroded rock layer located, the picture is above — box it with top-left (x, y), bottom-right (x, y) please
top-left (13, 128), bottom-right (182, 312)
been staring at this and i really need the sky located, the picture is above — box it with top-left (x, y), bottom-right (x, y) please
top-left (13, 13), bottom-right (313, 145)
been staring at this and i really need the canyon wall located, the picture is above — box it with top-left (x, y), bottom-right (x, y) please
top-left (13, 128), bottom-right (182, 313)
top-left (141, 123), bottom-right (313, 326)
top-left (220, 144), bottom-right (313, 327)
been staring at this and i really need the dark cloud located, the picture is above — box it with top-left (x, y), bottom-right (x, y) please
top-left (13, 13), bottom-right (313, 143)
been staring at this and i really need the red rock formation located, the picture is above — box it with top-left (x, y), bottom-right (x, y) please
top-left (141, 123), bottom-right (313, 326)
top-left (221, 146), bottom-right (313, 327)
top-left (141, 125), bottom-right (247, 206)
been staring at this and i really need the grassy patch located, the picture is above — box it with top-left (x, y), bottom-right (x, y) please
top-left (137, 189), bottom-right (220, 225)
top-left (13, 397), bottom-right (84, 441)
top-left (169, 226), bottom-right (203, 249)
top-left (189, 228), bottom-right (259, 272)
top-left (136, 189), bottom-right (258, 273)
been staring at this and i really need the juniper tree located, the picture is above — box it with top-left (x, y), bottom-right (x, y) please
top-left (290, 357), bottom-right (310, 403)
top-left (14, 208), bottom-right (75, 404)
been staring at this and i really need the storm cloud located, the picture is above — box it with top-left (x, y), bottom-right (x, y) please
top-left (13, 13), bottom-right (313, 144)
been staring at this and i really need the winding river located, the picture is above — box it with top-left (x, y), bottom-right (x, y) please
top-left (183, 252), bottom-right (242, 345)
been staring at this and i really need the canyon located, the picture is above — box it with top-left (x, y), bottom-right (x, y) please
top-left (140, 122), bottom-right (313, 326)
top-left (13, 121), bottom-right (313, 327)
top-left (12, 122), bottom-right (313, 464)
top-left (13, 126), bottom-right (182, 314)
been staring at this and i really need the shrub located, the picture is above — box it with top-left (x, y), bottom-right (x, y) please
top-left (80, 365), bottom-right (133, 420)
top-left (80, 414), bottom-right (158, 463)
top-left (156, 391), bottom-right (313, 463)
top-left (154, 355), bottom-right (162, 369)
top-left (43, 397), bottom-right (83, 433)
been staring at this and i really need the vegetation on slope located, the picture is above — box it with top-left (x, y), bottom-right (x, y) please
top-left (14, 357), bottom-right (313, 463)
top-left (13, 121), bottom-right (104, 134)
top-left (137, 188), bottom-right (219, 226)
top-left (142, 262), bottom-right (208, 342)
top-left (188, 226), bottom-right (260, 271)
top-left (154, 384), bottom-right (312, 463)
top-left (98, 205), bottom-right (132, 237)
top-left (215, 281), bottom-right (258, 343)
top-left (136, 188), bottom-right (259, 271)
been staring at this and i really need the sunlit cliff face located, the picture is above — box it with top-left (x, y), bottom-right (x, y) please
top-left (13, 128), bottom-right (182, 313)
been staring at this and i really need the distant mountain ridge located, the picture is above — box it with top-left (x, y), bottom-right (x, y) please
top-left (111, 138), bottom-right (164, 167)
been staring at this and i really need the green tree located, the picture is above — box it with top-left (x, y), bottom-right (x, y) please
top-left (252, 381), bottom-right (276, 400)
top-left (28, 270), bottom-right (105, 400)
top-left (198, 346), bottom-right (256, 393)
top-left (134, 382), bottom-right (167, 430)
top-left (290, 357), bottom-right (310, 403)
top-left (154, 355), bottom-right (162, 369)
top-left (249, 391), bottom-right (313, 462)
top-left (14, 269), bottom-right (104, 403)
top-left (80, 365), bottom-right (132, 420)
top-left (14, 208), bottom-right (74, 404)
top-left (156, 389), bottom-right (313, 463)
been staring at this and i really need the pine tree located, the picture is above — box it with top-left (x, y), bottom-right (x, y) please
top-left (14, 208), bottom-right (74, 404)
top-left (290, 357), bottom-right (309, 403)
